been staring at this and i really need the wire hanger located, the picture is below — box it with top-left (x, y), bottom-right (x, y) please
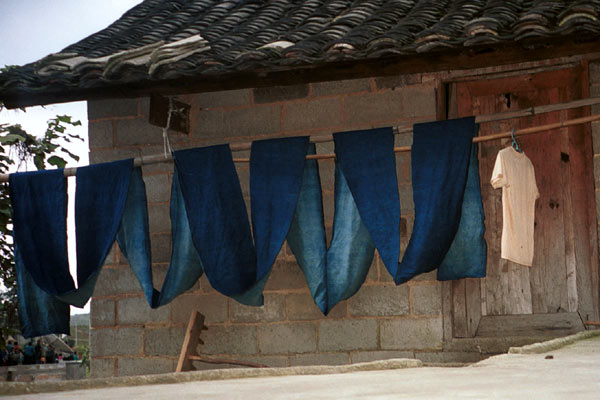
top-left (511, 128), bottom-right (523, 153)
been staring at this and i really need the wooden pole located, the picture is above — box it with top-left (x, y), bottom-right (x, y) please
top-left (2, 97), bottom-right (600, 182)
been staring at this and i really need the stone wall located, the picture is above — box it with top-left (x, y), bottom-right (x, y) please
top-left (87, 74), bottom-right (454, 378)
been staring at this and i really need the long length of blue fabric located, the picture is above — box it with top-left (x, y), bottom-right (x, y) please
top-left (10, 119), bottom-right (486, 337)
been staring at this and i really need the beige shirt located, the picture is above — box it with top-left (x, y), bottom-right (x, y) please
top-left (491, 147), bottom-right (539, 266)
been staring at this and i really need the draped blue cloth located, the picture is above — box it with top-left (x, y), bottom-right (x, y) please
top-left (233, 137), bottom-right (310, 305)
top-left (10, 160), bottom-right (133, 337)
top-left (396, 117), bottom-right (480, 283)
top-left (288, 128), bottom-right (398, 313)
top-left (333, 128), bottom-right (400, 280)
top-left (438, 143), bottom-right (487, 280)
top-left (118, 137), bottom-right (312, 308)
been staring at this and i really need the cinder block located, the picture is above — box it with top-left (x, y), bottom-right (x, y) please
top-left (264, 260), bottom-right (308, 291)
top-left (411, 270), bottom-right (436, 281)
top-left (93, 267), bottom-right (143, 296)
top-left (414, 351), bottom-right (481, 364)
top-left (318, 319), bottom-right (377, 352)
top-left (147, 204), bottom-right (171, 234)
top-left (143, 174), bottom-right (170, 203)
top-left (254, 84), bottom-right (309, 104)
top-left (283, 98), bottom-right (342, 132)
top-left (366, 257), bottom-right (378, 282)
top-left (89, 148), bottom-right (139, 164)
top-left (195, 89), bottom-right (251, 108)
top-left (191, 108), bottom-right (224, 138)
top-left (115, 118), bottom-right (164, 146)
top-left (236, 355), bottom-right (289, 368)
top-left (192, 355), bottom-right (289, 370)
top-left (343, 91), bottom-right (403, 125)
top-left (257, 322), bottom-right (316, 355)
top-left (117, 296), bottom-right (170, 325)
top-left (401, 84), bottom-right (437, 118)
top-left (201, 325), bottom-right (257, 355)
top-left (399, 185), bottom-right (414, 213)
top-left (90, 299), bottom-right (115, 327)
top-left (145, 326), bottom-right (186, 356)
top-left (90, 327), bottom-right (143, 357)
top-left (88, 120), bottom-right (113, 149)
top-left (348, 284), bottom-right (409, 317)
top-left (171, 294), bottom-right (228, 324)
top-left (235, 164), bottom-right (250, 197)
top-left (311, 79), bottom-right (371, 97)
top-left (230, 293), bottom-right (285, 323)
top-left (286, 293), bottom-right (345, 320)
top-left (223, 104), bottom-right (281, 138)
top-left (375, 74), bottom-right (422, 90)
top-left (117, 357), bottom-right (174, 377)
top-left (88, 98), bottom-right (138, 120)
top-left (380, 317), bottom-right (443, 350)
top-left (395, 152), bottom-right (411, 185)
top-left (589, 62), bottom-right (600, 84)
top-left (150, 233), bottom-right (172, 264)
top-left (411, 283), bottom-right (442, 315)
top-left (289, 352), bottom-right (349, 366)
top-left (351, 350), bottom-right (414, 363)
top-left (90, 358), bottom-right (115, 378)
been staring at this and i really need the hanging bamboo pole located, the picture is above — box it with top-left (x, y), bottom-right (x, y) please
top-left (1, 96), bottom-right (600, 182)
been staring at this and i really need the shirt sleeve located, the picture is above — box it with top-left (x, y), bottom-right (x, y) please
top-left (490, 151), bottom-right (507, 189)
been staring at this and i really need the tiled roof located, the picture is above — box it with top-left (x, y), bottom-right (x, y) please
top-left (2, 0), bottom-right (600, 105)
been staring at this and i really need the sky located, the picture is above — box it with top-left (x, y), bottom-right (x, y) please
top-left (0, 0), bottom-right (144, 314)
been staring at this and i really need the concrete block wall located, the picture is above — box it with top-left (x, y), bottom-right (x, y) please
top-left (87, 74), bottom-right (469, 378)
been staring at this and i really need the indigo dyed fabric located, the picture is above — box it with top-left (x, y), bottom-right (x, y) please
top-left (16, 246), bottom-right (70, 338)
top-left (286, 144), bottom-right (328, 313)
top-left (325, 165), bottom-right (375, 309)
top-left (11, 160), bottom-right (134, 336)
top-left (116, 167), bottom-right (159, 307)
top-left (233, 137), bottom-right (310, 306)
top-left (173, 145), bottom-right (257, 297)
top-left (288, 129), bottom-right (393, 314)
top-left (438, 143), bottom-right (487, 280)
top-left (75, 159), bottom-right (133, 286)
top-left (333, 128), bottom-right (400, 280)
top-left (396, 117), bottom-right (479, 283)
top-left (10, 169), bottom-right (72, 296)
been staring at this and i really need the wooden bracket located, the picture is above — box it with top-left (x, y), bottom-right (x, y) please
top-left (176, 311), bottom-right (268, 372)
top-left (148, 93), bottom-right (190, 134)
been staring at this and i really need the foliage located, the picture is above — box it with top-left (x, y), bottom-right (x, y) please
top-left (0, 103), bottom-right (82, 341)
top-left (74, 343), bottom-right (90, 375)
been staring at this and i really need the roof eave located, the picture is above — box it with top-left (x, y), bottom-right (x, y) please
top-left (2, 36), bottom-right (600, 109)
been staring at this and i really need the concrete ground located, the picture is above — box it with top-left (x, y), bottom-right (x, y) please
top-left (3, 331), bottom-right (600, 399)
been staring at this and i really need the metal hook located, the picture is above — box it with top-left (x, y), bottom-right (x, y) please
top-left (511, 128), bottom-right (523, 153)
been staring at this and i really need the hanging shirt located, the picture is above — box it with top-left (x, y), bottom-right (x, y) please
top-left (491, 147), bottom-right (539, 266)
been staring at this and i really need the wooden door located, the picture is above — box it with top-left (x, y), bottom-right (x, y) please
top-left (448, 66), bottom-right (599, 338)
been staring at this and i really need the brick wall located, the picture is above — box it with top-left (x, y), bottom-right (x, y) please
top-left (87, 74), bottom-right (454, 378)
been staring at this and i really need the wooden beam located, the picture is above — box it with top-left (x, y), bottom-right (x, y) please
top-left (2, 35), bottom-right (600, 109)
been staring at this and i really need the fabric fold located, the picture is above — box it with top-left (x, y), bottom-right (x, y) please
top-left (233, 136), bottom-right (310, 306)
top-left (437, 143), bottom-right (487, 280)
top-left (173, 145), bottom-right (257, 297)
top-left (397, 117), bottom-right (479, 283)
top-left (11, 160), bottom-right (135, 336)
top-left (333, 128), bottom-right (400, 280)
